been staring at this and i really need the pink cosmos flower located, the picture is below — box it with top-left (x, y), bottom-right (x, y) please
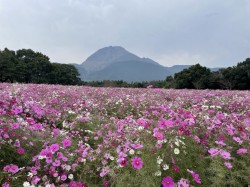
top-left (156, 143), bottom-right (163, 149)
top-left (158, 119), bottom-right (173, 129)
top-left (158, 120), bottom-right (166, 129)
top-left (103, 181), bottom-right (110, 187)
top-left (46, 158), bottom-right (53, 163)
top-left (52, 159), bottom-right (61, 167)
top-left (177, 178), bottom-right (189, 187)
top-left (165, 120), bottom-right (174, 128)
top-left (224, 162), bottom-right (233, 169)
top-left (233, 137), bottom-right (243, 144)
top-left (3, 165), bottom-right (10, 172)
top-left (14, 139), bottom-right (20, 147)
top-left (62, 139), bottom-right (71, 148)
top-left (137, 119), bottom-right (146, 127)
top-left (162, 176), bottom-right (175, 187)
top-left (208, 148), bottom-right (220, 157)
top-left (9, 165), bottom-right (19, 174)
top-left (11, 106), bottom-right (23, 115)
top-left (237, 148), bottom-right (248, 154)
top-left (131, 143), bottom-right (143, 149)
top-left (17, 147), bottom-right (24, 154)
top-left (61, 174), bottom-right (67, 181)
top-left (57, 152), bottom-right (64, 159)
top-left (220, 150), bottom-right (231, 160)
top-left (131, 156), bottom-right (143, 170)
top-left (50, 143), bottom-right (60, 152)
top-left (215, 141), bottom-right (226, 146)
top-left (30, 167), bottom-right (37, 174)
top-left (32, 176), bottom-right (40, 184)
top-left (3, 134), bottom-right (9, 138)
top-left (11, 123), bottom-right (19, 129)
top-left (193, 135), bottom-right (200, 143)
top-left (153, 132), bottom-right (164, 140)
top-left (53, 172), bottom-right (59, 177)
top-left (173, 165), bottom-right (179, 172)
top-left (184, 130), bottom-right (190, 136)
top-left (62, 156), bottom-right (68, 162)
top-left (33, 123), bottom-right (43, 130)
top-left (226, 124), bottom-right (235, 136)
top-left (187, 169), bottom-right (201, 184)
top-left (100, 167), bottom-right (110, 177)
top-left (118, 158), bottom-right (128, 167)
top-left (2, 183), bottom-right (10, 187)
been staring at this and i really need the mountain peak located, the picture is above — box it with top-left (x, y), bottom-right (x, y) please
top-left (81, 46), bottom-right (141, 72)
top-left (75, 46), bottom-right (192, 81)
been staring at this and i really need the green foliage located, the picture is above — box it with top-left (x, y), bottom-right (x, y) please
top-left (173, 64), bottom-right (211, 89)
top-left (0, 48), bottom-right (81, 85)
top-left (165, 59), bottom-right (250, 90)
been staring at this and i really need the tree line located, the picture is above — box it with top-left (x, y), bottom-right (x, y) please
top-left (0, 48), bottom-right (81, 85)
top-left (165, 60), bottom-right (250, 90)
top-left (82, 59), bottom-right (250, 90)
top-left (0, 48), bottom-right (249, 89)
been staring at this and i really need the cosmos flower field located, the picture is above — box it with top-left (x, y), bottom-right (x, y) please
top-left (0, 83), bottom-right (250, 187)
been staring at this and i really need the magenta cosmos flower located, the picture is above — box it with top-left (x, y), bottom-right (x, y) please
top-left (17, 147), bottom-right (25, 154)
top-left (62, 139), bottom-right (71, 148)
top-left (118, 158), bottom-right (128, 167)
top-left (9, 165), bottom-right (19, 174)
top-left (131, 156), bottom-right (143, 170)
top-left (162, 176), bottom-right (175, 187)
top-left (50, 143), bottom-right (60, 152)
top-left (187, 169), bottom-right (201, 184)
top-left (103, 181), bottom-right (110, 187)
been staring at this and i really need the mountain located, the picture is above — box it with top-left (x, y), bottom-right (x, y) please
top-left (81, 46), bottom-right (142, 72)
top-left (75, 46), bottom-right (201, 82)
top-left (166, 65), bottom-right (192, 74)
top-left (87, 60), bottom-right (170, 82)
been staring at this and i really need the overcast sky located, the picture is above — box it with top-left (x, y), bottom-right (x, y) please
top-left (0, 0), bottom-right (249, 67)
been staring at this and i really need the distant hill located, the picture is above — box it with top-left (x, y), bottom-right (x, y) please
top-left (166, 65), bottom-right (192, 74)
top-left (86, 60), bottom-right (170, 82)
top-left (74, 46), bottom-right (216, 82)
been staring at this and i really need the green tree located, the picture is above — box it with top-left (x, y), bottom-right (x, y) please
top-left (165, 76), bottom-right (175, 88)
top-left (49, 63), bottom-right (81, 85)
top-left (16, 49), bottom-right (52, 83)
top-left (174, 64), bottom-right (211, 89)
top-left (0, 48), bottom-right (18, 82)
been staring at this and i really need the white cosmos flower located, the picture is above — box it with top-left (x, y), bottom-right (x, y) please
top-left (27, 172), bottom-right (33, 177)
top-left (138, 126), bottom-right (144, 131)
top-left (129, 149), bottom-right (135, 155)
top-left (68, 174), bottom-right (74, 179)
top-left (174, 141), bottom-right (180, 147)
top-left (110, 156), bottom-right (114, 160)
top-left (66, 165), bottom-right (71, 171)
top-left (157, 156), bottom-right (163, 164)
top-left (154, 171), bottom-right (162, 176)
top-left (174, 148), bottom-right (180, 154)
top-left (23, 182), bottom-right (30, 187)
top-left (163, 164), bottom-right (169, 170)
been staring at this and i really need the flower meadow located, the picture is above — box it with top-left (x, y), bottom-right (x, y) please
top-left (0, 83), bottom-right (250, 187)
